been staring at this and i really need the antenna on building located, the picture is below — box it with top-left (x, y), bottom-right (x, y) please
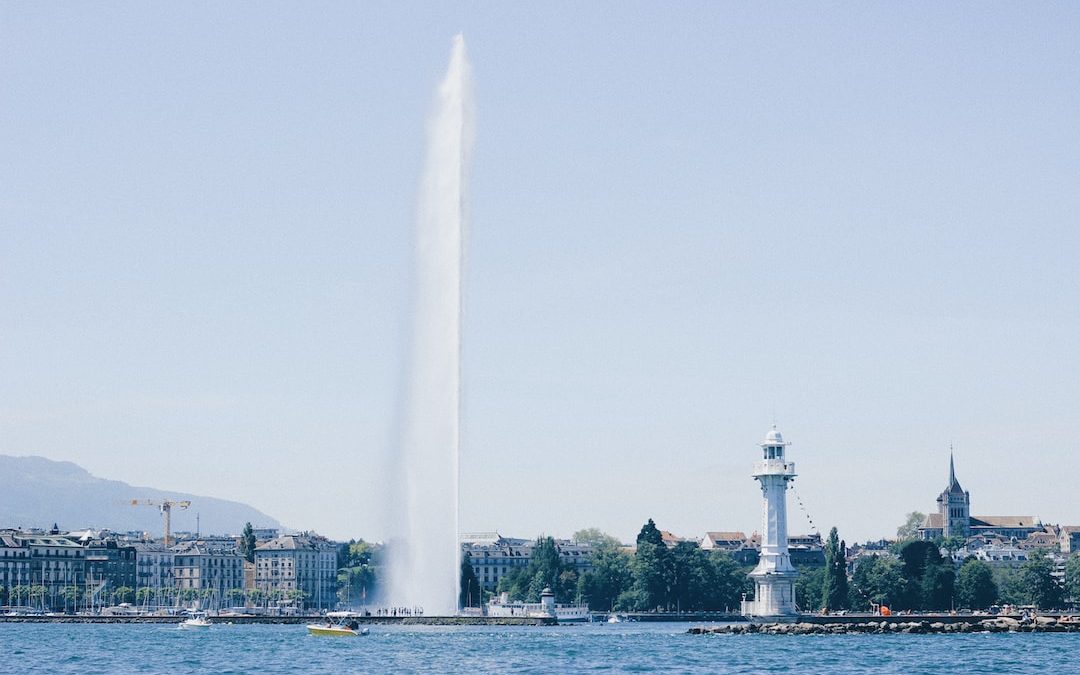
top-left (196, 513), bottom-right (201, 538)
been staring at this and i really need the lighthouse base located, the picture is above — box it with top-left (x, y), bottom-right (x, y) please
top-left (742, 571), bottom-right (799, 621)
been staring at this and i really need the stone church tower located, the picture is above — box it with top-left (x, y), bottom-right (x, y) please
top-left (936, 454), bottom-right (971, 538)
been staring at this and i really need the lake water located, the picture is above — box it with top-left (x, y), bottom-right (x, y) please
top-left (1, 621), bottom-right (1076, 673)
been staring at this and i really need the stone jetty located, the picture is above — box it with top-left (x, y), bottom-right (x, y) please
top-left (690, 615), bottom-right (1080, 635)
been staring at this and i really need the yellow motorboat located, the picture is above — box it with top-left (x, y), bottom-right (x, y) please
top-left (306, 620), bottom-right (368, 637)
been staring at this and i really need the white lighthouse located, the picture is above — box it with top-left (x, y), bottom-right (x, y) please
top-left (741, 427), bottom-right (799, 620)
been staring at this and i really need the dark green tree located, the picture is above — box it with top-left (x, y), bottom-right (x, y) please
top-left (936, 535), bottom-right (966, 556)
top-left (668, 542), bottom-right (696, 611)
top-left (226, 588), bottom-right (246, 607)
top-left (1065, 554), bottom-right (1080, 605)
top-left (919, 550), bottom-right (955, 610)
top-left (669, 542), bottom-right (726, 612)
top-left (707, 552), bottom-right (752, 612)
top-left (558, 569), bottom-right (581, 603)
top-left (459, 554), bottom-right (481, 608)
top-left (897, 540), bottom-right (949, 610)
top-left (62, 585), bottom-right (81, 612)
top-left (796, 566), bottom-right (826, 612)
top-left (239, 522), bottom-right (257, 563)
top-left (527, 537), bottom-right (564, 599)
top-left (578, 547), bottom-right (632, 610)
top-left (632, 540), bottom-right (671, 610)
top-left (613, 587), bottom-right (649, 611)
top-left (1021, 549), bottom-right (1064, 609)
top-left (29, 585), bottom-right (47, 607)
top-left (821, 528), bottom-right (849, 611)
top-left (898, 540), bottom-right (937, 577)
top-left (10, 585), bottom-right (28, 606)
top-left (636, 519), bottom-right (664, 547)
top-left (955, 558), bottom-right (997, 609)
top-left (247, 588), bottom-right (265, 607)
top-left (847, 558), bottom-right (873, 611)
top-left (337, 539), bottom-right (379, 605)
top-left (632, 519), bottom-right (671, 610)
top-left (496, 567), bottom-right (525, 599)
top-left (994, 567), bottom-right (1027, 606)
top-left (286, 589), bottom-right (309, 608)
top-left (113, 586), bottom-right (134, 604)
top-left (343, 540), bottom-right (376, 568)
top-left (869, 557), bottom-right (907, 609)
top-left (499, 537), bottom-right (570, 603)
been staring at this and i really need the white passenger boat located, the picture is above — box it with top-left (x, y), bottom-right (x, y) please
top-left (486, 588), bottom-right (590, 622)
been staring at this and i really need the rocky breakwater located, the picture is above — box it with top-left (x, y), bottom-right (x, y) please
top-left (690, 616), bottom-right (1080, 635)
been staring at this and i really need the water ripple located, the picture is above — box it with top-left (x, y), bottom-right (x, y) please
top-left (0, 622), bottom-right (1077, 674)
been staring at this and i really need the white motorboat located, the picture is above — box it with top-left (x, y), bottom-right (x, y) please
top-left (179, 612), bottom-right (212, 629)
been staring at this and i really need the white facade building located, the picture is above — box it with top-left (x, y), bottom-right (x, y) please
top-left (253, 534), bottom-right (338, 610)
top-left (742, 428), bottom-right (799, 620)
top-left (131, 542), bottom-right (174, 595)
top-left (461, 534), bottom-right (595, 593)
top-left (171, 542), bottom-right (245, 597)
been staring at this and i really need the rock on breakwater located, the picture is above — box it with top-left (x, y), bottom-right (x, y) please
top-left (690, 616), bottom-right (1080, 635)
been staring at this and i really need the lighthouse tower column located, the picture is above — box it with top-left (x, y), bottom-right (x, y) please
top-left (742, 427), bottom-right (799, 621)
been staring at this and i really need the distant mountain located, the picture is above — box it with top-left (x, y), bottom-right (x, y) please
top-left (0, 455), bottom-right (281, 537)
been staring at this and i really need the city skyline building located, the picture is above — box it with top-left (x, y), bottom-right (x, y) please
top-left (253, 533), bottom-right (338, 611)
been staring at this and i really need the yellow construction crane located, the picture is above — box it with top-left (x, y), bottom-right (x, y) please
top-left (130, 499), bottom-right (191, 546)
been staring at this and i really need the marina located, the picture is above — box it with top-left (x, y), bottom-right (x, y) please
top-left (0, 613), bottom-right (558, 626)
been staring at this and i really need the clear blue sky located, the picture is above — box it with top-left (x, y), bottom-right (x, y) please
top-left (2, 3), bottom-right (1078, 543)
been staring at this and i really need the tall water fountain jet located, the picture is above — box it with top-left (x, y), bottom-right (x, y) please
top-left (387, 34), bottom-right (473, 616)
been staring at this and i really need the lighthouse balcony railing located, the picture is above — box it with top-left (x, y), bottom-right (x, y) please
top-left (751, 460), bottom-right (796, 476)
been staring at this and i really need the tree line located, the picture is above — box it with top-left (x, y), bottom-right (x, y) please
top-left (341, 522), bottom-right (1080, 613)
top-left (483, 520), bottom-right (753, 612)
top-left (801, 536), bottom-right (1079, 612)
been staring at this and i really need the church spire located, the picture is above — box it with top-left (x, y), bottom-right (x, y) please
top-left (941, 445), bottom-right (971, 539)
top-left (947, 447), bottom-right (964, 494)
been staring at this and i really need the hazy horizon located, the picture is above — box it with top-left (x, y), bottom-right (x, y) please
top-left (3, 3), bottom-right (1079, 545)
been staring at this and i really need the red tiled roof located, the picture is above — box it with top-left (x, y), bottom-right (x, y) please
top-left (704, 531), bottom-right (747, 541)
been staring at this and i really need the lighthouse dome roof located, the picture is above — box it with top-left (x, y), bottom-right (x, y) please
top-left (763, 427), bottom-right (787, 445)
